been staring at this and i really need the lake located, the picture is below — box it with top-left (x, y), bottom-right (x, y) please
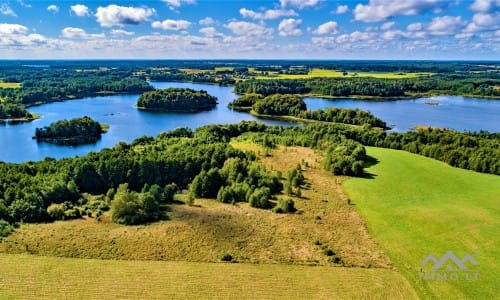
top-left (1, 81), bottom-right (499, 163)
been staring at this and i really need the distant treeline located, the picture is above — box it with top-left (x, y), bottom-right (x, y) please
top-left (229, 93), bottom-right (388, 128)
top-left (35, 116), bottom-right (104, 145)
top-left (0, 67), bottom-right (153, 107)
top-left (137, 88), bottom-right (217, 111)
top-left (235, 75), bottom-right (500, 97)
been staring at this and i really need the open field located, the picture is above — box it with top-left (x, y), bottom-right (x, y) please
top-left (215, 67), bottom-right (235, 72)
top-left (0, 144), bottom-right (419, 298)
top-left (0, 145), bottom-right (390, 268)
top-left (256, 68), bottom-right (434, 80)
top-left (0, 81), bottom-right (21, 88)
top-left (343, 147), bottom-right (500, 299)
top-left (0, 253), bottom-right (417, 299)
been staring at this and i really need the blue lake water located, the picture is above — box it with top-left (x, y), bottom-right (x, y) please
top-left (1, 81), bottom-right (499, 163)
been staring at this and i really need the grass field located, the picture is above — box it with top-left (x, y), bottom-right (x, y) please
top-left (0, 81), bottom-right (21, 88)
top-left (0, 254), bottom-right (417, 299)
top-left (256, 68), bottom-right (433, 80)
top-left (0, 145), bottom-right (419, 298)
top-left (343, 147), bottom-right (500, 299)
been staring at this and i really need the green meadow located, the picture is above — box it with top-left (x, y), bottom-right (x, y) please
top-left (0, 81), bottom-right (21, 89)
top-left (256, 68), bottom-right (433, 80)
top-left (343, 147), bottom-right (500, 299)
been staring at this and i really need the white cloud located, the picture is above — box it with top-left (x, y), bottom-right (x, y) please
top-left (47, 5), bottom-right (59, 13)
top-left (463, 12), bottom-right (500, 33)
top-left (313, 21), bottom-right (338, 35)
top-left (111, 29), bottom-right (135, 36)
top-left (381, 21), bottom-right (395, 30)
top-left (280, 0), bottom-right (321, 9)
top-left (279, 18), bottom-right (303, 36)
top-left (354, 0), bottom-right (443, 22)
top-left (71, 4), bottom-right (90, 17)
top-left (335, 5), bottom-right (349, 14)
top-left (0, 23), bottom-right (28, 35)
top-left (428, 16), bottom-right (465, 36)
top-left (240, 8), bottom-right (297, 20)
top-left (61, 27), bottom-right (105, 39)
top-left (200, 27), bottom-right (224, 38)
top-left (17, 0), bottom-right (31, 8)
top-left (0, 24), bottom-right (49, 48)
top-left (225, 21), bottom-right (273, 37)
top-left (199, 17), bottom-right (215, 26)
top-left (162, 0), bottom-right (196, 10)
top-left (0, 3), bottom-right (16, 16)
top-left (152, 19), bottom-right (191, 31)
top-left (407, 22), bottom-right (423, 31)
top-left (382, 30), bottom-right (411, 40)
top-left (469, 0), bottom-right (500, 12)
top-left (95, 5), bottom-right (156, 27)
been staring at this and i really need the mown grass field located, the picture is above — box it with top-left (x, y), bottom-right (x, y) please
top-left (256, 68), bottom-right (433, 80)
top-left (343, 147), bottom-right (500, 299)
top-left (0, 254), bottom-right (417, 299)
top-left (0, 81), bottom-right (21, 88)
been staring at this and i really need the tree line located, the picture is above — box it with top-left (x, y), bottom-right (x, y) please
top-left (137, 88), bottom-right (217, 111)
top-left (35, 116), bottom-right (105, 145)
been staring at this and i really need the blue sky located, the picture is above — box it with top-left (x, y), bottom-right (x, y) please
top-left (0, 0), bottom-right (499, 59)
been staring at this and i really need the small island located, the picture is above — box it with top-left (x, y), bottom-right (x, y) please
top-left (137, 88), bottom-right (217, 112)
top-left (34, 116), bottom-right (107, 145)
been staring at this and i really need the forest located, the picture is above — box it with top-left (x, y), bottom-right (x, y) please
top-left (137, 88), bottom-right (217, 111)
top-left (34, 116), bottom-right (105, 145)
top-left (229, 93), bottom-right (388, 128)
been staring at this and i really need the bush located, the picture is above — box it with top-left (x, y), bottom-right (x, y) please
top-left (110, 183), bottom-right (160, 225)
top-left (0, 219), bottom-right (14, 238)
top-left (248, 187), bottom-right (271, 209)
top-left (273, 198), bottom-right (297, 214)
top-left (47, 203), bottom-right (65, 220)
top-left (220, 253), bottom-right (233, 262)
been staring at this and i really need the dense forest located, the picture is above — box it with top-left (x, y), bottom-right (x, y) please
top-left (34, 116), bottom-right (105, 145)
top-left (0, 99), bottom-right (33, 120)
top-left (235, 74), bottom-right (500, 98)
top-left (137, 88), bottom-right (217, 111)
top-left (229, 94), bottom-right (387, 128)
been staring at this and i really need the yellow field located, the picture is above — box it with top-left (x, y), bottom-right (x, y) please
top-left (0, 81), bottom-right (21, 88)
top-left (0, 254), bottom-right (417, 299)
top-left (215, 67), bottom-right (234, 72)
top-left (255, 68), bottom-right (433, 80)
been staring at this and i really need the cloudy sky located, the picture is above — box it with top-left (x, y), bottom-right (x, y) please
top-left (0, 0), bottom-right (499, 59)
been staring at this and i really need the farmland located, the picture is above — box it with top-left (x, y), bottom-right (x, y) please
top-left (343, 147), bottom-right (500, 299)
top-left (255, 68), bottom-right (434, 80)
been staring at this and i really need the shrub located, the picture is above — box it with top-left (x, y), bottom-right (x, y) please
top-left (0, 219), bottom-right (14, 238)
top-left (273, 198), bottom-right (296, 214)
top-left (220, 253), bottom-right (233, 262)
top-left (47, 203), bottom-right (65, 220)
top-left (248, 187), bottom-right (271, 209)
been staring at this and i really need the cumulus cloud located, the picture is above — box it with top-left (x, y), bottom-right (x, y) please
top-left (47, 5), bottom-right (59, 13)
top-left (0, 23), bottom-right (28, 35)
top-left (428, 16), bottom-right (465, 36)
top-left (225, 21), bottom-right (273, 37)
top-left (380, 22), bottom-right (395, 30)
top-left (0, 23), bottom-right (48, 48)
top-left (152, 19), bottom-right (191, 31)
top-left (279, 18), bottom-right (303, 36)
top-left (354, 0), bottom-right (443, 22)
top-left (111, 29), bottom-right (135, 36)
top-left (469, 0), bottom-right (500, 12)
top-left (199, 27), bottom-right (224, 38)
top-left (0, 3), bottom-right (16, 16)
top-left (240, 8), bottom-right (297, 20)
top-left (280, 0), bottom-right (321, 9)
top-left (407, 22), bottom-right (423, 31)
top-left (335, 5), bottom-right (349, 14)
top-left (463, 12), bottom-right (500, 33)
top-left (61, 27), bottom-right (105, 39)
top-left (313, 21), bottom-right (338, 35)
top-left (199, 17), bottom-right (215, 26)
top-left (70, 4), bottom-right (90, 17)
top-left (95, 5), bottom-right (156, 27)
top-left (162, 0), bottom-right (196, 10)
